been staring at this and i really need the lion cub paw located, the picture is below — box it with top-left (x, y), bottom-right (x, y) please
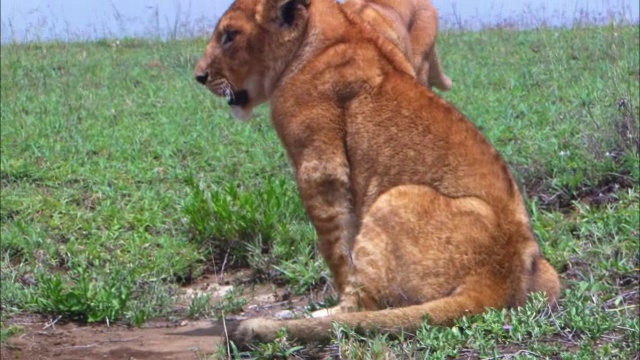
top-left (310, 304), bottom-right (354, 318)
top-left (232, 317), bottom-right (281, 345)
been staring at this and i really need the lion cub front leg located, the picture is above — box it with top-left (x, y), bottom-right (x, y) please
top-left (296, 158), bottom-right (357, 295)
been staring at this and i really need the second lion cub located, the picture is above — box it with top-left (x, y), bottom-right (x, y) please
top-left (343, 0), bottom-right (453, 91)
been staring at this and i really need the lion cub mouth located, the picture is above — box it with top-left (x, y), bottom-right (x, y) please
top-left (227, 89), bottom-right (249, 107)
top-left (210, 80), bottom-right (250, 108)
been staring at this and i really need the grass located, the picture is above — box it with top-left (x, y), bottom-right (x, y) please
top-left (1, 22), bottom-right (639, 358)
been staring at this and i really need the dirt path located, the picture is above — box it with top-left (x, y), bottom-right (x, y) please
top-left (2, 273), bottom-right (321, 359)
top-left (2, 319), bottom-right (229, 360)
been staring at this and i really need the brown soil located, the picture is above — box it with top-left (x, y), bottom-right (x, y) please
top-left (2, 319), bottom-right (228, 360)
top-left (1, 272), bottom-right (320, 360)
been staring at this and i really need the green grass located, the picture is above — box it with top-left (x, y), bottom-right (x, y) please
top-left (1, 23), bottom-right (639, 358)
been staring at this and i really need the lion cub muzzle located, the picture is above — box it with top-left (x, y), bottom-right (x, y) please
top-left (193, 71), bottom-right (250, 108)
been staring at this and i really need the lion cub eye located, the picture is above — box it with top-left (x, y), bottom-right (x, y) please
top-left (221, 30), bottom-right (239, 47)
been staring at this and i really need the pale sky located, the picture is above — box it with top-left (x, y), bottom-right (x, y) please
top-left (1, 0), bottom-right (638, 42)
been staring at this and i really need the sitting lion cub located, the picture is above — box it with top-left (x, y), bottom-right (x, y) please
top-left (342, 0), bottom-right (452, 91)
top-left (194, 0), bottom-right (560, 345)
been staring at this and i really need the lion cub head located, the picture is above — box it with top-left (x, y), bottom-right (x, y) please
top-left (194, 0), bottom-right (310, 120)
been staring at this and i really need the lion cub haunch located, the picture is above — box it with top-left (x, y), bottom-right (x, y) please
top-left (342, 0), bottom-right (453, 91)
top-left (194, 0), bottom-right (560, 345)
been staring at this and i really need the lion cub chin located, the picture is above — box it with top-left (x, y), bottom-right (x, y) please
top-left (194, 0), bottom-right (560, 346)
top-left (230, 106), bottom-right (253, 121)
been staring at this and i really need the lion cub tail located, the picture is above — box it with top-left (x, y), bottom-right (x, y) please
top-left (234, 285), bottom-right (511, 345)
top-left (233, 258), bottom-right (561, 346)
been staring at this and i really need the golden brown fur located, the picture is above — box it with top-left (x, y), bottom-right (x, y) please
top-left (342, 0), bottom-right (452, 91)
top-left (194, 0), bottom-right (560, 345)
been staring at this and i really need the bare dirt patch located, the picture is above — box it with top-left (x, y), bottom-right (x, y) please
top-left (3, 319), bottom-right (226, 360)
top-left (1, 271), bottom-right (318, 360)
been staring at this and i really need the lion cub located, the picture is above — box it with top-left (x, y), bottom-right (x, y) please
top-left (194, 0), bottom-right (560, 345)
top-left (342, 0), bottom-right (452, 91)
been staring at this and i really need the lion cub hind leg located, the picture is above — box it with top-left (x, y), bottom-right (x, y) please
top-left (426, 46), bottom-right (452, 91)
top-left (409, 2), bottom-right (452, 91)
top-left (232, 185), bottom-right (515, 345)
top-left (532, 258), bottom-right (561, 306)
top-left (341, 185), bottom-right (508, 311)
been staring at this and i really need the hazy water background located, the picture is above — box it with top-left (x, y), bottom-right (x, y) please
top-left (1, 0), bottom-right (638, 43)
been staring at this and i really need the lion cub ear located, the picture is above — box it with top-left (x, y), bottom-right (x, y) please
top-left (277, 0), bottom-right (311, 28)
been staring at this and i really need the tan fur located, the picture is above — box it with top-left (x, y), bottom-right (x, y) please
top-left (194, 0), bottom-right (560, 345)
top-left (342, 0), bottom-right (452, 91)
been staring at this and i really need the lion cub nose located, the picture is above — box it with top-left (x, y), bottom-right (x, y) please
top-left (195, 72), bottom-right (209, 85)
